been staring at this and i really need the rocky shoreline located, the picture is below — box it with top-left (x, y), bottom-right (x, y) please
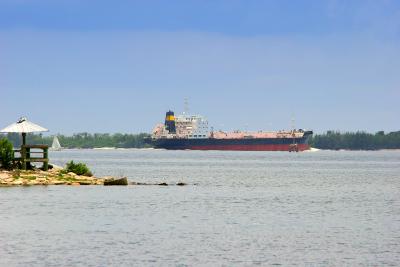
top-left (0, 166), bottom-right (106, 186)
top-left (0, 167), bottom-right (188, 187)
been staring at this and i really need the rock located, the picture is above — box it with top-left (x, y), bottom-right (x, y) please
top-left (77, 176), bottom-right (95, 181)
top-left (0, 172), bottom-right (11, 179)
top-left (104, 177), bottom-right (128, 186)
top-left (134, 182), bottom-right (149, 185)
top-left (50, 164), bottom-right (63, 170)
top-left (12, 180), bottom-right (23, 185)
top-left (20, 174), bottom-right (34, 178)
top-left (77, 180), bottom-right (92, 185)
top-left (53, 180), bottom-right (66, 185)
top-left (0, 169), bottom-right (108, 186)
top-left (48, 168), bottom-right (59, 174)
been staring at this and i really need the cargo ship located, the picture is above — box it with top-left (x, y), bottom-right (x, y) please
top-left (147, 110), bottom-right (313, 152)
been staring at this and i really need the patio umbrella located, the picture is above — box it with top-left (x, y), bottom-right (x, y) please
top-left (0, 117), bottom-right (49, 146)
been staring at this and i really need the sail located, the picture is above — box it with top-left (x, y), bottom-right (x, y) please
top-left (51, 136), bottom-right (62, 150)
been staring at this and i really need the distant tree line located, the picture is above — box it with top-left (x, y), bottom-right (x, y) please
top-left (2, 131), bottom-right (400, 150)
top-left (2, 132), bottom-right (151, 149)
top-left (309, 131), bottom-right (400, 150)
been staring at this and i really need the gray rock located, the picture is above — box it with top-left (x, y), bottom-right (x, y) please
top-left (104, 177), bottom-right (128, 186)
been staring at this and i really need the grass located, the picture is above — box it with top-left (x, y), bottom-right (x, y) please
top-left (63, 161), bottom-right (93, 176)
top-left (12, 170), bottom-right (21, 179)
top-left (58, 176), bottom-right (78, 182)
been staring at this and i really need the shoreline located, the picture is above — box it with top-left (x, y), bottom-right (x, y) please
top-left (0, 166), bottom-right (106, 186)
top-left (0, 167), bottom-right (187, 187)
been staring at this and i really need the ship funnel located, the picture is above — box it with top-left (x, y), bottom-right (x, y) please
top-left (165, 110), bottom-right (176, 134)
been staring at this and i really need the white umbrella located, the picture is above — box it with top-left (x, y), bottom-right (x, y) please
top-left (0, 117), bottom-right (49, 145)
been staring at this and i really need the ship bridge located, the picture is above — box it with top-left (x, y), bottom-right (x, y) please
top-left (175, 114), bottom-right (209, 139)
top-left (152, 111), bottom-right (210, 139)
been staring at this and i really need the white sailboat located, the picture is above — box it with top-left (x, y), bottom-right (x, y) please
top-left (51, 136), bottom-right (62, 151)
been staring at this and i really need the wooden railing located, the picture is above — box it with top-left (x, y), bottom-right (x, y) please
top-left (14, 145), bottom-right (49, 171)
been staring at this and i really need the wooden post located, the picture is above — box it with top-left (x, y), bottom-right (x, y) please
top-left (19, 145), bottom-right (49, 171)
top-left (22, 132), bottom-right (26, 146)
top-left (43, 147), bottom-right (48, 171)
top-left (26, 147), bottom-right (31, 169)
top-left (21, 146), bottom-right (26, 170)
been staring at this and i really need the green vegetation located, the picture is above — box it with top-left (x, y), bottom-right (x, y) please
top-left (12, 169), bottom-right (21, 179)
top-left (0, 138), bottom-right (14, 169)
top-left (310, 131), bottom-right (400, 150)
top-left (59, 176), bottom-right (78, 183)
top-left (3, 132), bottom-right (150, 149)
top-left (63, 160), bottom-right (93, 176)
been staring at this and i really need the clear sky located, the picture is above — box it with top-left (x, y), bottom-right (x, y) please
top-left (1, 0), bottom-right (399, 134)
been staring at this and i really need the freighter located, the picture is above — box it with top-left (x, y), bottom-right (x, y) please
top-left (148, 110), bottom-right (313, 152)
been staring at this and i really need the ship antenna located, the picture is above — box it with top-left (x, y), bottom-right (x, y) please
top-left (290, 114), bottom-right (298, 152)
top-left (183, 97), bottom-right (189, 115)
top-left (291, 114), bottom-right (296, 132)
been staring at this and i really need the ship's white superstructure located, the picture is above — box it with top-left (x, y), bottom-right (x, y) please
top-left (152, 112), bottom-right (209, 139)
top-left (175, 114), bottom-right (209, 139)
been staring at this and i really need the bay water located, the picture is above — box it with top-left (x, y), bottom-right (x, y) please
top-left (0, 149), bottom-right (399, 266)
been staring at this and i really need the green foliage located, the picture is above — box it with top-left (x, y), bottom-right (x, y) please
top-left (310, 131), bottom-right (400, 150)
top-left (12, 169), bottom-right (21, 179)
top-left (0, 138), bottom-right (14, 169)
top-left (64, 160), bottom-right (93, 176)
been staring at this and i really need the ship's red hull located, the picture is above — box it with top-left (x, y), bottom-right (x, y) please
top-left (148, 131), bottom-right (313, 152)
top-left (189, 144), bottom-right (310, 151)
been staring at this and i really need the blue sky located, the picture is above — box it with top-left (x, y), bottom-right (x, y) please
top-left (1, 0), bottom-right (399, 134)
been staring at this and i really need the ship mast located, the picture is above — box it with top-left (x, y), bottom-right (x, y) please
top-left (290, 114), bottom-right (299, 152)
top-left (183, 98), bottom-right (189, 115)
top-left (291, 114), bottom-right (295, 132)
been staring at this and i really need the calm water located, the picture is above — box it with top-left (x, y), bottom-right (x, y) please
top-left (1, 149), bottom-right (399, 266)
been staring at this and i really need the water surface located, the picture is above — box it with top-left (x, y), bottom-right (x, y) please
top-left (1, 150), bottom-right (399, 266)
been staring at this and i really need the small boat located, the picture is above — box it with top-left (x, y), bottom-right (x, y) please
top-left (51, 136), bottom-right (62, 151)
